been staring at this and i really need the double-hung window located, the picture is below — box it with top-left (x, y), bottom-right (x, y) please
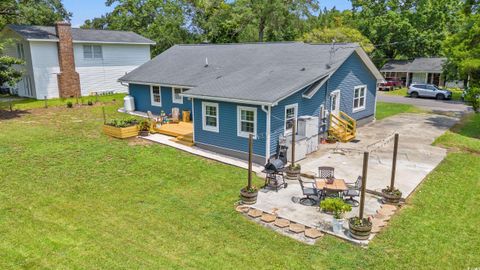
top-left (151, 85), bottom-right (161, 106)
top-left (83, 45), bottom-right (103, 59)
top-left (172, 87), bottom-right (187, 104)
top-left (353, 85), bottom-right (367, 112)
top-left (237, 106), bottom-right (257, 138)
top-left (202, 102), bottom-right (219, 132)
top-left (284, 104), bottom-right (298, 135)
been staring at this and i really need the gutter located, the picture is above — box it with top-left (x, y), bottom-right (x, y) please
top-left (181, 93), bottom-right (273, 106)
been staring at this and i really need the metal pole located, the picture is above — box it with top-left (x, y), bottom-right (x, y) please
top-left (390, 134), bottom-right (399, 190)
top-left (9, 100), bottom-right (13, 112)
top-left (95, 93), bottom-right (99, 103)
top-left (102, 106), bottom-right (106, 124)
top-left (44, 96), bottom-right (47, 108)
top-left (291, 121), bottom-right (296, 167)
top-left (359, 151), bottom-right (369, 220)
top-left (247, 133), bottom-right (253, 190)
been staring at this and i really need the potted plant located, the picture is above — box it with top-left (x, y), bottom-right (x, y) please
top-left (326, 135), bottom-right (337, 144)
top-left (320, 198), bottom-right (352, 234)
top-left (102, 118), bottom-right (139, 139)
top-left (240, 185), bottom-right (258, 205)
top-left (138, 120), bottom-right (150, 136)
top-left (286, 163), bottom-right (301, 179)
top-left (348, 216), bottom-right (372, 240)
top-left (381, 186), bottom-right (402, 204)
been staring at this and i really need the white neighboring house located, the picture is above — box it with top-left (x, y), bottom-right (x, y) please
top-left (1, 22), bottom-right (155, 99)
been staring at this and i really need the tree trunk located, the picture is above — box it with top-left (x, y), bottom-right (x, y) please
top-left (258, 16), bottom-right (265, 42)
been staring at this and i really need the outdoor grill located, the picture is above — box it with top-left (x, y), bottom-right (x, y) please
top-left (262, 145), bottom-right (289, 191)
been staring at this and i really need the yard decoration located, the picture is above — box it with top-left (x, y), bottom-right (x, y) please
top-left (286, 121), bottom-right (301, 179)
top-left (320, 198), bottom-right (352, 234)
top-left (103, 118), bottom-right (139, 139)
top-left (138, 120), bottom-right (150, 136)
top-left (240, 134), bottom-right (258, 204)
top-left (349, 151), bottom-right (372, 240)
top-left (382, 133), bottom-right (402, 204)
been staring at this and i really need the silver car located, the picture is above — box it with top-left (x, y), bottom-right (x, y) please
top-left (408, 84), bottom-right (452, 100)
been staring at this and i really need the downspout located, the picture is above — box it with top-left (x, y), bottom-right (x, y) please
top-left (261, 105), bottom-right (271, 163)
top-left (191, 98), bottom-right (195, 142)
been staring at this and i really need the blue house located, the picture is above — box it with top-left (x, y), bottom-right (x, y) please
top-left (119, 42), bottom-right (383, 164)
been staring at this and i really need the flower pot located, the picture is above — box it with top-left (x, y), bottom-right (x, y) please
top-left (285, 167), bottom-right (301, 180)
top-left (348, 217), bottom-right (372, 240)
top-left (381, 189), bottom-right (402, 204)
top-left (138, 130), bottom-right (149, 136)
top-left (240, 188), bottom-right (258, 205)
top-left (332, 218), bottom-right (344, 234)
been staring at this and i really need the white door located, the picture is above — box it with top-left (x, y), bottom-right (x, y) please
top-left (330, 90), bottom-right (341, 116)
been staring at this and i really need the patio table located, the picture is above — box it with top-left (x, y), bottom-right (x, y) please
top-left (315, 179), bottom-right (348, 197)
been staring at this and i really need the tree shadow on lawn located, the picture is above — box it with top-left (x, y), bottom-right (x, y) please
top-left (0, 109), bottom-right (31, 120)
top-left (448, 113), bottom-right (480, 139)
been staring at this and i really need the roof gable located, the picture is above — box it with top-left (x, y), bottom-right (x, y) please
top-left (380, 57), bottom-right (446, 73)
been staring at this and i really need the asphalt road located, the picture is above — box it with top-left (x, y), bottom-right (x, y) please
top-left (377, 92), bottom-right (471, 112)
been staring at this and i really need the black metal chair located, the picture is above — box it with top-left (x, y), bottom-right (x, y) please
top-left (318, 166), bottom-right (335, 179)
top-left (343, 176), bottom-right (362, 206)
top-left (299, 179), bottom-right (319, 206)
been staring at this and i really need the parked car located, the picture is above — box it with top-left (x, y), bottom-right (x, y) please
top-left (378, 78), bottom-right (403, 91)
top-left (408, 84), bottom-right (452, 100)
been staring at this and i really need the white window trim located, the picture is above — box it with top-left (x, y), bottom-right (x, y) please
top-left (352, 85), bottom-right (367, 113)
top-left (83, 44), bottom-right (103, 59)
top-left (172, 87), bottom-right (184, 104)
top-left (284, 103), bottom-right (298, 136)
top-left (237, 106), bottom-right (257, 139)
top-left (202, 102), bottom-right (219, 133)
top-left (150, 85), bottom-right (162, 106)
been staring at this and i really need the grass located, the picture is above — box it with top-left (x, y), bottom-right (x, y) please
top-left (375, 102), bottom-right (426, 120)
top-left (0, 93), bottom-right (126, 110)
top-left (0, 102), bottom-right (479, 268)
top-left (383, 87), bottom-right (463, 101)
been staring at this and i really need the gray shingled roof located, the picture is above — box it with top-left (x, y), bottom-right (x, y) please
top-left (6, 25), bottom-right (155, 44)
top-left (380, 57), bottom-right (446, 73)
top-left (120, 42), bottom-right (361, 104)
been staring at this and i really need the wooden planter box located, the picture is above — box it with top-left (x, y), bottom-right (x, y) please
top-left (103, 124), bottom-right (138, 139)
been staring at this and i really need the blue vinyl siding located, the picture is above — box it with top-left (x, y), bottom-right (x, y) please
top-left (128, 83), bottom-right (192, 114)
top-left (269, 52), bottom-right (377, 156)
top-left (193, 99), bottom-right (267, 158)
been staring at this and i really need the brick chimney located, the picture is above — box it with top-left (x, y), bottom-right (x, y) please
top-left (55, 21), bottom-right (81, 98)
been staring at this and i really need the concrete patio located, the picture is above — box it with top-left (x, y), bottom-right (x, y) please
top-left (299, 113), bottom-right (459, 198)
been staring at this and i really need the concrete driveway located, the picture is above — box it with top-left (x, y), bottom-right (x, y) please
top-left (377, 92), bottom-right (471, 112)
top-left (298, 113), bottom-right (459, 198)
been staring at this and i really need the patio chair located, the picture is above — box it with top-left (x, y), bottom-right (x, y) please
top-left (298, 178), bottom-right (319, 206)
top-left (318, 166), bottom-right (335, 179)
top-left (343, 176), bottom-right (362, 206)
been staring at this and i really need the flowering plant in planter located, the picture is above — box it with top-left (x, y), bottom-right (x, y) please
top-left (348, 216), bottom-right (372, 240)
top-left (138, 120), bottom-right (150, 136)
top-left (381, 186), bottom-right (402, 204)
top-left (320, 198), bottom-right (352, 234)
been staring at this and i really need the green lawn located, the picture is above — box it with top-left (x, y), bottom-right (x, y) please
top-left (384, 87), bottom-right (463, 100)
top-left (0, 102), bottom-right (479, 268)
top-left (376, 102), bottom-right (426, 120)
top-left (0, 93), bottom-right (126, 110)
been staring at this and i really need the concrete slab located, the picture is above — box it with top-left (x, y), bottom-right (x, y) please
top-left (299, 113), bottom-right (459, 198)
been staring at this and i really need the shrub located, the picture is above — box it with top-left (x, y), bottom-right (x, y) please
top-left (87, 100), bottom-right (93, 106)
top-left (466, 87), bottom-right (480, 112)
top-left (320, 198), bottom-right (352, 219)
top-left (66, 101), bottom-right (73, 108)
top-left (138, 120), bottom-right (150, 131)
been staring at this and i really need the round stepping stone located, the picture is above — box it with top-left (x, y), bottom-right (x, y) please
top-left (260, 213), bottom-right (276, 223)
top-left (235, 205), bottom-right (250, 213)
top-left (305, 228), bottom-right (324, 239)
top-left (274, 218), bottom-right (290, 228)
top-left (289, 223), bottom-right (306, 233)
top-left (247, 209), bottom-right (263, 218)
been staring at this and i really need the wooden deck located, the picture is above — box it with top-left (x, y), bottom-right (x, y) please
top-left (156, 122), bottom-right (194, 146)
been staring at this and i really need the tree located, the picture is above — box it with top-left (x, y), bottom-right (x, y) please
top-left (0, 0), bottom-right (71, 30)
top-left (300, 27), bottom-right (374, 53)
top-left (81, 0), bottom-right (198, 56)
top-left (0, 41), bottom-right (23, 87)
